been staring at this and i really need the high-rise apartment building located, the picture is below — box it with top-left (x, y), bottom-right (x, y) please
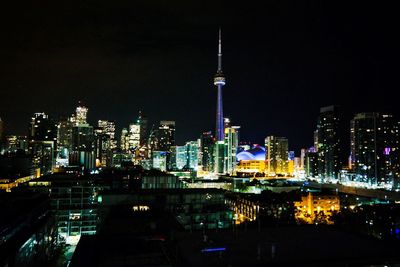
top-left (351, 113), bottom-right (400, 186)
top-left (29, 113), bottom-right (57, 143)
top-left (224, 126), bottom-right (240, 174)
top-left (75, 103), bottom-right (88, 126)
top-left (200, 131), bottom-right (215, 172)
top-left (316, 105), bottom-right (342, 181)
top-left (128, 123), bottom-right (141, 150)
top-left (152, 151), bottom-right (168, 172)
top-left (56, 116), bottom-right (73, 167)
top-left (69, 105), bottom-right (95, 170)
top-left (300, 148), bottom-right (307, 170)
top-left (98, 120), bottom-right (116, 150)
top-left (94, 127), bottom-right (111, 168)
top-left (148, 121), bottom-right (175, 154)
top-left (265, 136), bottom-right (289, 176)
top-left (305, 149), bottom-right (319, 178)
top-left (157, 121), bottom-right (176, 152)
top-left (137, 111), bottom-right (148, 146)
top-left (186, 140), bottom-right (200, 170)
top-left (214, 141), bottom-right (225, 174)
top-left (175, 145), bottom-right (188, 170)
top-left (28, 113), bottom-right (57, 175)
top-left (120, 128), bottom-right (129, 153)
top-left (70, 125), bottom-right (95, 170)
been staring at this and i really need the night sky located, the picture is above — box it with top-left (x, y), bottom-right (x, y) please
top-left (2, 1), bottom-right (399, 152)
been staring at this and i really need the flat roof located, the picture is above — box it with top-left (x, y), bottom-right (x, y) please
top-left (175, 225), bottom-right (400, 266)
top-left (70, 235), bottom-right (173, 267)
top-left (101, 188), bottom-right (226, 195)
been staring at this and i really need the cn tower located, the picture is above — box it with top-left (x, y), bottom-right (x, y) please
top-left (214, 29), bottom-right (226, 141)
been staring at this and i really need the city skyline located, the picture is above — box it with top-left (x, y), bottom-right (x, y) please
top-left (2, 3), bottom-right (400, 265)
top-left (3, 2), bottom-right (399, 151)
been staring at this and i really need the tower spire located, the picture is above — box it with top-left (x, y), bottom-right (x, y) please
top-left (218, 28), bottom-right (222, 72)
top-left (214, 29), bottom-right (226, 142)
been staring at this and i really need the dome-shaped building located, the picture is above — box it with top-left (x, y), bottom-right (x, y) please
top-left (236, 146), bottom-right (266, 161)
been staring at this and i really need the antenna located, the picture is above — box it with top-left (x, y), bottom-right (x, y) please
top-left (218, 28), bottom-right (222, 72)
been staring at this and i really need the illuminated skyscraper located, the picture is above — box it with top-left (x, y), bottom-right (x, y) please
top-left (120, 128), bottom-right (129, 152)
top-left (119, 111), bottom-right (148, 160)
top-left (98, 120), bottom-right (116, 149)
top-left (351, 113), bottom-right (400, 186)
top-left (70, 124), bottom-right (95, 170)
top-left (56, 116), bottom-right (73, 167)
top-left (169, 141), bottom-right (201, 171)
top-left (148, 121), bottom-right (175, 169)
top-left (75, 103), bottom-right (88, 126)
top-left (172, 145), bottom-right (188, 170)
top-left (175, 146), bottom-right (186, 169)
top-left (214, 29), bottom-right (226, 141)
top-left (29, 141), bottom-right (54, 176)
top-left (95, 120), bottom-right (115, 168)
top-left (69, 105), bottom-right (95, 170)
top-left (265, 136), bottom-right (289, 176)
top-left (128, 123), bottom-right (141, 150)
top-left (313, 130), bottom-right (319, 152)
top-left (148, 126), bottom-right (157, 153)
top-left (224, 126), bottom-right (240, 174)
top-left (152, 151), bottom-right (168, 172)
top-left (186, 140), bottom-right (200, 170)
top-left (300, 148), bottom-right (307, 170)
top-left (214, 141), bottom-right (225, 174)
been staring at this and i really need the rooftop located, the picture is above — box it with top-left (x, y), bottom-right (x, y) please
top-left (175, 225), bottom-right (400, 266)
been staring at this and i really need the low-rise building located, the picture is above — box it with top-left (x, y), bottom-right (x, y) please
top-left (99, 189), bottom-right (233, 231)
top-left (294, 192), bottom-right (340, 224)
top-left (28, 174), bottom-right (103, 245)
top-left (0, 192), bottom-right (57, 266)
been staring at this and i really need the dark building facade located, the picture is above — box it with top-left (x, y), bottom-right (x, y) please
top-left (305, 150), bottom-right (319, 178)
top-left (29, 113), bottom-right (58, 143)
top-left (0, 117), bottom-right (4, 152)
top-left (56, 116), bottom-right (73, 167)
top-left (94, 127), bottom-right (112, 168)
top-left (351, 113), bottom-right (400, 186)
top-left (70, 125), bottom-right (95, 170)
top-left (137, 111), bottom-right (148, 146)
top-left (316, 106), bottom-right (343, 181)
top-left (4, 136), bottom-right (29, 154)
top-left (200, 131), bottom-right (215, 172)
top-left (28, 175), bottom-right (101, 245)
top-left (0, 192), bottom-right (57, 267)
top-left (100, 189), bottom-right (233, 231)
top-left (156, 121), bottom-right (175, 152)
top-left (28, 113), bottom-right (58, 175)
top-left (148, 121), bottom-right (175, 153)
